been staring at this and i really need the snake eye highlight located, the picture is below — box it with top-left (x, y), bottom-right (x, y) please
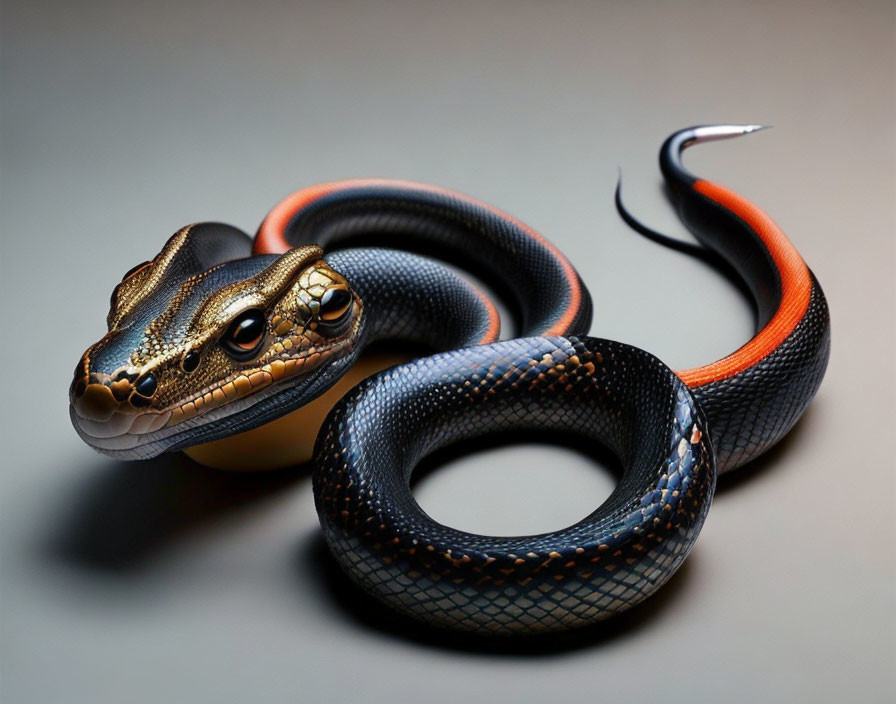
top-left (318, 287), bottom-right (352, 323)
top-left (222, 309), bottom-right (267, 360)
top-left (181, 350), bottom-right (201, 373)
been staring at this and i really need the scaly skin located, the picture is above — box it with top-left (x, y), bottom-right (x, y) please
top-left (69, 126), bottom-right (828, 634)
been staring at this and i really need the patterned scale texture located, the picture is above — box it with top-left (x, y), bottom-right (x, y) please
top-left (677, 185), bottom-right (832, 472)
top-left (326, 249), bottom-right (496, 348)
top-left (163, 249), bottom-right (500, 454)
top-left (694, 275), bottom-right (830, 471)
top-left (314, 336), bottom-right (715, 634)
top-left (279, 184), bottom-right (592, 336)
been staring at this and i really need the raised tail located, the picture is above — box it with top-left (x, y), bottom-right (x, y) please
top-left (619, 125), bottom-right (830, 472)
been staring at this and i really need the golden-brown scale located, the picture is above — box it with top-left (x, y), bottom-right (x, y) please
top-left (70, 230), bottom-right (366, 457)
top-left (144, 260), bottom-right (364, 427)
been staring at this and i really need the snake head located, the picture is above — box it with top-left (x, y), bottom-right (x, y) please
top-left (70, 223), bottom-right (363, 459)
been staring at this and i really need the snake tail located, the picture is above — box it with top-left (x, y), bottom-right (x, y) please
top-left (620, 125), bottom-right (830, 471)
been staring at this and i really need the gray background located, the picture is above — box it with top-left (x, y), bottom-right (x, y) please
top-left (2, 1), bottom-right (894, 702)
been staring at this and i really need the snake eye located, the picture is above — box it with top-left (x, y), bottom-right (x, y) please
top-left (181, 349), bottom-right (201, 373)
top-left (318, 287), bottom-right (353, 328)
top-left (222, 309), bottom-right (267, 360)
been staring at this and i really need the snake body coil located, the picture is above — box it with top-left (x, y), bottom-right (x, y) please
top-left (70, 126), bottom-right (829, 634)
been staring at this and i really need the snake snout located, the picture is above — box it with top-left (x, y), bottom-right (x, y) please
top-left (70, 357), bottom-right (158, 422)
top-left (72, 384), bottom-right (119, 423)
top-left (69, 368), bottom-right (124, 423)
top-left (70, 362), bottom-right (171, 452)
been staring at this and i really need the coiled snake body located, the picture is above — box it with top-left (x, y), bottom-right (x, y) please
top-left (70, 126), bottom-right (829, 634)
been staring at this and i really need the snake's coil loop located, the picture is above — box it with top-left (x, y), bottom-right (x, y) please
top-left (315, 336), bottom-right (714, 635)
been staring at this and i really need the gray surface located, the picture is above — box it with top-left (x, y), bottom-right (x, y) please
top-left (1, 1), bottom-right (894, 702)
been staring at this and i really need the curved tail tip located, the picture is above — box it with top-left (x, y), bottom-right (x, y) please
top-left (691, 124), bottom-right (773, 143)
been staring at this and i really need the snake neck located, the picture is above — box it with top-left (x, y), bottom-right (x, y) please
top-left (326, 248), bottom-right (499, 353)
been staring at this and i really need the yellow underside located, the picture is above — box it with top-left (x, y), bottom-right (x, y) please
top-left (184, 352), bottom-right (410, 471)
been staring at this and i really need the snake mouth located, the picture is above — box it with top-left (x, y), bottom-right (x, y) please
top-left (71, 407), bottom-right (171, 438)
top-left (69, 333), bottom-right (360, 459)
top-left (69, 401), bottom-right (172, 453)
top-left (161, 351), bottom-right (334, 427)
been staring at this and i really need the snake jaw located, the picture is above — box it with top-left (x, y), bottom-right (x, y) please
top-left (71, 298), bottom-right (362, 457)
top-left (69, 322), bottom-right (361, 458)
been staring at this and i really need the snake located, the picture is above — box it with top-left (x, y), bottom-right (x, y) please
top-left (69, 125), bottom-right (829, 635)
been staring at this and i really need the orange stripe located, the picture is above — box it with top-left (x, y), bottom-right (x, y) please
top-left (254, 179), bottom-right (582, 336)
top-left (676, 179), bottom-right (813, 388)
top-left (470, 284), bottom-right (502, 345)
top-left (255, 181), bottom-right (345, 255)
